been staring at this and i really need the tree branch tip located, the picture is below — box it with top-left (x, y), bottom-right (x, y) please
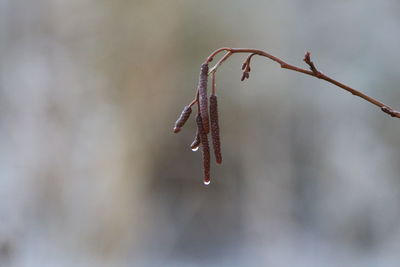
top-left (381, 106), bottom-right (400, 118)
top-left (304, 51), bottom-right (311, 61)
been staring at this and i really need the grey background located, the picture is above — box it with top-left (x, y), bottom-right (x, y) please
top-left (1, 0), bottom-right (400, 266)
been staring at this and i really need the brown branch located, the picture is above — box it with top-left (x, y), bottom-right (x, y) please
top-left (205, 47), bottom-right (231, 63)
top-left (174, 47), bottom-right (400, 185)
top-left (204, 47), bottom-right (400, 119)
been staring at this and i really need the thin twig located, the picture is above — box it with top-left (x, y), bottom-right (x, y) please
top-left (208, 51), bottom-right (233, 74)
top-left (205, 47), bottom-right (231, 63)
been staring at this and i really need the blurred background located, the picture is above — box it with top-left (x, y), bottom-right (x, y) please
top-left (1, 0), bottom-right (400, 266)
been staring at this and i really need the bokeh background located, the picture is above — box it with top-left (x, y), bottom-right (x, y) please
top-left (1, 0), bottom-right (400, 266)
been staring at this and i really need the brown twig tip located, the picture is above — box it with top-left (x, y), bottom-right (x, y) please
top-left (210, 95), bottom-right (222, 164)
top-left (196, 114), bottom-right (211, 185)
top-left (173, 105), bottom-right (192, 133)
top-left (241, 71), bottom-right (250, 81)
top-left (303, 51), bottom-right (319, 74)
top-left (198, 63), bottom-right (210, 133)
top-left (304, 51), bottom-right (311, 62)
top-left (381, 106), bottom-right (400, 117)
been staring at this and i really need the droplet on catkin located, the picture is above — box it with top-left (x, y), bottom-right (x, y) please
top-left (203, 178), bottom-right (211, 185)
top-left (190, 132), bottom-right (200, 152)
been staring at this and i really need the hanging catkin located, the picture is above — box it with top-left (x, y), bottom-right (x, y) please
top-left (196, 113), bottom-right (210, 184)
top-left (190, 131), bottom-right (201, 151)
top-left (210, 95), bottom-right (222, 164)
top-left (198, 64), bottom-right (210, 134)
top-left (173, 105), bottom-right (192, 133)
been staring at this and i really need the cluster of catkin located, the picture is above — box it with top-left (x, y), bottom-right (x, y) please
top-left (173, 63), bottom-right (222, 185)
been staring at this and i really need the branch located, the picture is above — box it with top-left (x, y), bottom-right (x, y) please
top-left (174, 47), bottom-right (400, 185)
top-left (204, 47), bottom-right (400, 118)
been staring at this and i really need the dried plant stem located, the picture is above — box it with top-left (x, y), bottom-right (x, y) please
top-left (204, 47), bottom-right (400, 118)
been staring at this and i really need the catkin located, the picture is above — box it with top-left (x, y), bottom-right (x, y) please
top-left (196, 114), bottom-right (210, 183)
top-left (209, 95), bottom-right (222, 164)
top-left (190, 131), bottom-right (200, 151)
top-left (173, 105), bottom-right (192, 133)
top-left (198, 64), bottom-right (210, 134)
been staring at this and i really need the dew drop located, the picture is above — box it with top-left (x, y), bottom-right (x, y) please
top-left (203, 178), bottom-right (211, 185)
top-left (191, 146), bottom-right (199, 152)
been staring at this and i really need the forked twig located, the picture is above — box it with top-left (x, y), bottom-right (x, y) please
top-left (204, 47), bottom-right (400, 118)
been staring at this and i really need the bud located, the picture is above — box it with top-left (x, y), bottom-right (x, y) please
top-left (173, 105), bottom-right (192, 133)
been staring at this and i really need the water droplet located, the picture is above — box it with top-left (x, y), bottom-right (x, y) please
top-left (203, 178), bottom-right (211, 185)
top-left (191, 146), bottom-right (199, 152)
